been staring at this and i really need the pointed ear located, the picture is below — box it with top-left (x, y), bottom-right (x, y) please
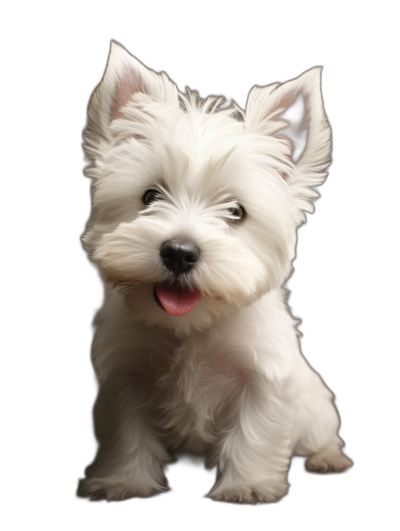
top-left (245, 68), bottom-right (332, 216)
top-left (84, 41), bottom-right (178, 157)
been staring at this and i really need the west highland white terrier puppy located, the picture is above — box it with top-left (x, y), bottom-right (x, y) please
top-left (78, 41), bottom-right (352, 504)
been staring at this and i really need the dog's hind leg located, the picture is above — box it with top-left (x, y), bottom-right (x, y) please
top-left (304, 446), bottom-right (353, 473)
top-left (292, 362), bottom-right (353, 473)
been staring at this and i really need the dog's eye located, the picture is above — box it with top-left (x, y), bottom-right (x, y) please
top-left (143, 189), bottom-right (164, 206)
top-left (228, 205), bottom-right (246, 222)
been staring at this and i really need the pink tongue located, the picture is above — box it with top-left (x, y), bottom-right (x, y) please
top-left (156, 282), bottom-right (201, 316)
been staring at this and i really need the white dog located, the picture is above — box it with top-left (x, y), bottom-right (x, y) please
top-left (78, 41), bottom-right (352, 504)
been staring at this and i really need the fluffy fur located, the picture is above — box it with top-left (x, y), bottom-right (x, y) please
top-left (78, 41), bottom-right (352, 504)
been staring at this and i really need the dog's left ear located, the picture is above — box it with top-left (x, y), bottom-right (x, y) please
top-left (245, 67), bottom-right (332, 220)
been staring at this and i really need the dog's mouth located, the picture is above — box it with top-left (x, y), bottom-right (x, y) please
top-left (153, 282), bottom-right (201, 316)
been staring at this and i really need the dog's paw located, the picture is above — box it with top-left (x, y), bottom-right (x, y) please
top-left (305, 448), bottom-right (353, 474)
top-left (77, 477), bottom-right (168, 501)
top-left (209, 481), bottom-right (289, 504)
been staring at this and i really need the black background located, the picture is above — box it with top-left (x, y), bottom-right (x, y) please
top-left (26, 12), bottom-right (390, 528)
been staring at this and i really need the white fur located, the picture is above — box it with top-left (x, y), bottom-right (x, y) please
top-left (78, 41), bottom-right (352, 504)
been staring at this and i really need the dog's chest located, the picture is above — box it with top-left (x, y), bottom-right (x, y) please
top-left (156, 334), bottom-right (250, 447)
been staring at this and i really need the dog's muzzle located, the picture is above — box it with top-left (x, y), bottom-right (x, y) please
top-left (154, 240), bottom-right (202, 316)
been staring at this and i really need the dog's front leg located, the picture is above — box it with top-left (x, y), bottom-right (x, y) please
top-left (77, 369), bottom-right (171, 501)
top-left (209, 377), bottom-right (294, 504)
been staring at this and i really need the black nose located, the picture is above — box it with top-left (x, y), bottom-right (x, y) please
top-left (160, 240), bottom-right (200, 277)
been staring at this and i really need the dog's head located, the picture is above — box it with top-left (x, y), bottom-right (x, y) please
top-left (83, 42), bottom-right (332, 336)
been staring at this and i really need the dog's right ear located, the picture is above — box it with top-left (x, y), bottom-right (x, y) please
top-left (84, 41), bottom-right (178, 160)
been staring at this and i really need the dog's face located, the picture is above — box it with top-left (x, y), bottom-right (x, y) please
top-left (83, 42), bottom-right (332, 336)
